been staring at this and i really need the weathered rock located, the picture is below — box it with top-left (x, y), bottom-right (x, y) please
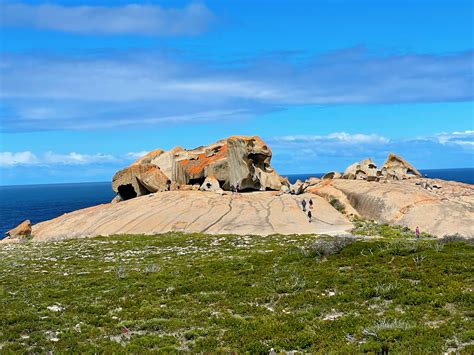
top-left (5, 220), bottom-right (31, 239)
top-left (117, 136), bottom-right (283, 198)
top-left (200, 176), bottom-right (224, 193)
top-left (343, 158), bottom-right (379, 180)
top-left (322, 171), bottom-right (342, 180)
top-left (329, 179), bottom-right (474, 238)
top-left (289, 179), bottom-right (304, 195)
top-left (148, 146), bottom-right (184, 179)
top-left (381, 153), bottom-right (421, 179)
top-left (112, 163), bottom-right (171, 200)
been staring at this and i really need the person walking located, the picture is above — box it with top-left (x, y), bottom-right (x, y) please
top-left (309, 198), bottom-right (314, 209)
top-left (301, 199), bottom-right (307, 212)
top-left (308, 210), bottom-right (312, 223)
top-left (415, 226), bottom-right (420, 239)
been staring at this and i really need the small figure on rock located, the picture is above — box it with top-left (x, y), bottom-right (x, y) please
top-left (309, 198), bottom-right (314, 209)
top-left (308, 210), bottom-right (312, 223)
top-left (415, 226), bottom-right (420, 239)
top-left (301, 199), bottom-right (307, 212)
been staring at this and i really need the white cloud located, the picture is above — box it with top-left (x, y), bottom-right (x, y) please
top-left (271, 133), bottom-right (389, 145)
top-left (1, 48), bottom-right (472, 131)
top-left (0, 151), bottom-right (119, 167)
top-left (43, 152), bottom-right (118, 165)
top-left (0, 151), bottom-right (38, 166)
top-left (1, 2), bottom-right (214, 36)
top-left (435, 130), bottom-right (474, 148)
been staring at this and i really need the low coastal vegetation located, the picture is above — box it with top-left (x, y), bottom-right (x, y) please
top-left (1, 230), bottom-right (473, 352)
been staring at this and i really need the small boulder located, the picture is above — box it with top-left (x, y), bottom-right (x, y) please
top-left (200, 176), bottom-right (224, 193)
top-left (112, 163), bottom-right (170, 200)
top-left (322, 171), bottom-right (342, 180)
top-left (289, 179), bottom-right (304, 195)
top-left (5, 220), bottom-right (32, 239)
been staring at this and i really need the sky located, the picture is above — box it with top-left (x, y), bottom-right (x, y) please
top-left (0, 0), bottom-right (473, 185)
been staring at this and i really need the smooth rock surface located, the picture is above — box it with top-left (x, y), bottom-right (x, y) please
top-left (330, 179), bottom-right (474, 237)
top-left (30, 191), bottom-right (353, 241)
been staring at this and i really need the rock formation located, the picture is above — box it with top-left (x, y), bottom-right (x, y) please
top-left (342, 154), bottom-right (420, 182)
top-left (5, 220), bottom-right (32, 239)
top-left (112, 164), bottom-right (170, 200)
top-left (112, 136), bottom-right (284, 200)
top-left (289, 179), bottom-right (304, 195)
top-left (380, 153), bottom-right (421, 179)
top-left (27, 191), bottom-right (353, 241)
top-left (343, 158), bottom-right (379, 181)
top-left (322, 171), bottom-right (342, 180)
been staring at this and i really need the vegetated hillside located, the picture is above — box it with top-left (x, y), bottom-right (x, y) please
top-left (1, 232), bottom-right (473, 352)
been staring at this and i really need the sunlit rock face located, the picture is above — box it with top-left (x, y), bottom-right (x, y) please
top-left (380, 153), bottom-right (421, 180)
top-left (342, 154), bottom-right (421, 182)
top-left (112, 136), bottom-right (285, 200)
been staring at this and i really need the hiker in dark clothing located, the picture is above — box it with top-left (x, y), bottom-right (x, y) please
top-left (415, 226), bottom-right (420, 239)
top-left (308, 210), bottom-right (312, 222)
top-left (309, 198), bottom-right (314, 209)
top-left (301, 199), bottom-right (307, 212)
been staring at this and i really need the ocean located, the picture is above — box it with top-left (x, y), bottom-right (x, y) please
top-left (1, 168), bottom-right (473, 237)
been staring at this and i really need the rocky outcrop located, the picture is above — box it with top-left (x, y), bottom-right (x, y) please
top-left (112, 136), bottom-right (284, 200)
top-left (289, 179), bottom-right (304, 195)
top-left (27, 192), bottom-right (353, 241)
top-left (200, 176), bottom-right (224, 193)
top-left (329, 179), bottom-right (474, 238)
top-left (5, 220), bottom-right (32, 240)
top-left (322, 171), bottom-right (342, 180)
top-left (342, 154), bottom-right (420, 182)
top-left (112, 164), bottom-right (171, 200)
top-left (381, 153), bottom-right (421, 179)
top-left (343, 158), bottom-right (379, 181)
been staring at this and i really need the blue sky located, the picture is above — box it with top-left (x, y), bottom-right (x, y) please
top-left (0, 0), bottom-right (473, 185)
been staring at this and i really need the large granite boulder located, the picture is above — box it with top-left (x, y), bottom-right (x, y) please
top-left (172, 136), bottom-right (282, 191)
top-left (112, 136), bottom-right (284, 200)
top-left (112, 163), bottom-right (171, 200)
top-left (381, 153), bottom-right (421, 180)
top-left (5, 220), bottom-right (32, 239)
top-left (343, 158), bottom-right (379, 181)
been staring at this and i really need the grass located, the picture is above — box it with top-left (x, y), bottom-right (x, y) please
top-left (1, 232), bottom-right (473, 353)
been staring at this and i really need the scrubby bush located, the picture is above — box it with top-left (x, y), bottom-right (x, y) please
top-left (440, 234), bottom-right (466, 244)
top-left (329, 198), bottom-right (346, 214)
top-left (304, 237), bottom-right (353, 257)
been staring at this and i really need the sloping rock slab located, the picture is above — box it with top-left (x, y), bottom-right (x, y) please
top-left (30, 192), bottom-right (353, 242)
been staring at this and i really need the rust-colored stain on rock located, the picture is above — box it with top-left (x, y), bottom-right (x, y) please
top-left (179, 144), bottom-right (228, 176)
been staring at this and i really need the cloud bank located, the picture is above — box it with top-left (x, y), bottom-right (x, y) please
top-left (1, 48), bottom-right (473, 131)
top-left (1, 2), bottom-right (214, 35)
top-left (0, 151), bottom-right (118, 166)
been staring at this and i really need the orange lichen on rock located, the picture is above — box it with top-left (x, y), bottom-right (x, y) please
top-left (179, 144), bottom-right (228, 176)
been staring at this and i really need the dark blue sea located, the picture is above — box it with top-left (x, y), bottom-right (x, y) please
top-left (1, 168), bottom-right (473, 237)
